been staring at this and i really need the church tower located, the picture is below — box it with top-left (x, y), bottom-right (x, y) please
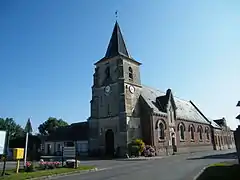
top-left (88, 21), bottom-right (142, 156)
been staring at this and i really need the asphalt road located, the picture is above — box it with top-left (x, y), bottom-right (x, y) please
top-left (54, 149), bottom-right (237, 180)
top-left (0, 149), bottom-right (236, 180)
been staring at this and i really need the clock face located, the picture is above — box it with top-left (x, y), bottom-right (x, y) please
top-left (105, 86), bottom-right (111, 93)
top-left (129, 86), bottom-right (135, 93)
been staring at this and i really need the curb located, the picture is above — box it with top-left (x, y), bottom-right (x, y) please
top-left (193, 166), bottom-right (207, 180)
top-left (121, 156), bottom-right (164, 161)
top-left (30, 168), bottom-right (98, 180)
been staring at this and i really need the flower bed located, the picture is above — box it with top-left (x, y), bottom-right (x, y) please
top-left (39, 161), bottom-right (61, 170)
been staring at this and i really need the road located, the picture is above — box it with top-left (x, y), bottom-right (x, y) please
top-left (56, 149), bottom-right (237, 180)
top-left (0, 149), bottom-right (236, 180)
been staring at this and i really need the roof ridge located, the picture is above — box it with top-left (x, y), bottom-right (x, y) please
top-left (142, 84), bottom-right (190, 103)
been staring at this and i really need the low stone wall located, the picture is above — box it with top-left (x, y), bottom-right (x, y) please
top-left (155, 146), bottom-right (173, 156)
top-left (176, 145), bottom-right (213, 154)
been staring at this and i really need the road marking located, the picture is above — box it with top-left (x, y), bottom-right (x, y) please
top-left (193, 166), bottom-right (207, 180)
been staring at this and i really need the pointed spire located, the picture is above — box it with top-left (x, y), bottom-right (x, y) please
top-left (25, 118), bottom-right (33, 134)
top-left (105, 21), bottom-right (130, 58)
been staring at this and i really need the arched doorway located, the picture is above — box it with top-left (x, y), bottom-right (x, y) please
top-left (105, 129), bottom-right (114, 157)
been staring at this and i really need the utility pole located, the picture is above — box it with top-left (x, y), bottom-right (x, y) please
top-left (24, 132), bottom-right (29, 167)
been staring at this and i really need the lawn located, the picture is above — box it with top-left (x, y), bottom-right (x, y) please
top-left (197, 162), bottom-right (240, 180)
top-left (0, 166), bottom-right (95, 180)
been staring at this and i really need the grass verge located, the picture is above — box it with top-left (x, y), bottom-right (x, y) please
top-left (196, 162), bottom-right (240, 180)
top-left (0, 166), bottom-right (95, 180)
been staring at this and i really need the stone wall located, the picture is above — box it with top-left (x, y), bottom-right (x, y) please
top-left (175, 120), bottom-right (212, 148)
top-left (177, 145), bottom-right (213, 154)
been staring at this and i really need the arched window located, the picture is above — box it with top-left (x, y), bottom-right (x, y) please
top-left (180, 125), bottom-right (184, 140)
top-left (159, 123), bottom-right (164, 140)
top-left (198, 126), bottom-right (203, 141)
top-left (190, 126), bottom-right (194, 140)
top-left (156, 119), bottom-right (166, 140)
top-left (129, 67), bottom-right (133, 80)
top-left (205, 127), bottom-right (210, 140)
top-left (178, 123), bottom-right (185, 141)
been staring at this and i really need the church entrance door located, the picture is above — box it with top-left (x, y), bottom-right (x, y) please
top-left (105, 129), bottom-right (115, 157)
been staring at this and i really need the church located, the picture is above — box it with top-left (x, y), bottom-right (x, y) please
top-left (43, 21), bottom-right (235, 157)
top-left (87, 21), bottom-right (235, 157)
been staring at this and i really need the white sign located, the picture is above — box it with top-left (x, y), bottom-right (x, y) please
top-left (0, 131), bottom-right (7, 155)
top-left (63, 147), bottom-right (76, 158)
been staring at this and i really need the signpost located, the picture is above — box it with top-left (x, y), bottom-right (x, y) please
top-left (13, 148), bottom-right (24, 173)
top-left (63, 145), bottom-right (78, 168)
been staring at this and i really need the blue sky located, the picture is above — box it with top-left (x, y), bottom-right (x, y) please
top-left (0, 0), bottom-right (240, 132)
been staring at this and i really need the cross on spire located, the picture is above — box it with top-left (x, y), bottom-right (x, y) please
top-left (115, 10), bottom-right (118, 20)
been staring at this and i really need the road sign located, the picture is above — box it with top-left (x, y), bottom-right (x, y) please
top-left (0, 131), bottom-right (7, 155)
top-left (13, 148), bottom-right (24, 160)
top-left (63, 147), bottom-right (76, 158)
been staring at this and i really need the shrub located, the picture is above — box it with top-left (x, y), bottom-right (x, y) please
top-left (25, 161), bottom-right (35, 172)
top-left (128, 139), bottom-right (145, 157)
top-left (143, 145), bottom-right (155, 157)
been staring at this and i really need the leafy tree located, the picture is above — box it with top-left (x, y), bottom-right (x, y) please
top-left (25, 118), bottom-right (33, 134)
top-left (38, 117), bottom-right (68, 135)
top-left (0, 118), bottom-right (24, 139)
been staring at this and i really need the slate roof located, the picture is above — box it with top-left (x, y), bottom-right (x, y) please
top-left (141, 85), bottom-right (210, 124)
top-left (105, 21), bottom-right (130, 58)
top-left (237, 101), bottom-right (240, 107)
top-left (208, 118), bottom-right (221, 129)
top-left (236, 114), bottom-right (240, 120)
top-left (46, 122), bottom-right (88, 142)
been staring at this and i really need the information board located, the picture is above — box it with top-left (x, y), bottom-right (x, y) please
top-left (0, 131), bottom-right (7, 155)
top-left (63, 147), bottom-right (76, 158)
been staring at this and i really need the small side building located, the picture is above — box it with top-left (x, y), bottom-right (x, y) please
top-left (43, 122), bottom-right (89, 156)
top-left (209, 118), bottom-right (235, 150)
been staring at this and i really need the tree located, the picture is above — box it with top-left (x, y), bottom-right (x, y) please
top-left (0, 118), bottom-right (24, 139)
top-left (38, 117), bottom-right (68, 135)
top-left (25, 118), bottom-right (33, 134)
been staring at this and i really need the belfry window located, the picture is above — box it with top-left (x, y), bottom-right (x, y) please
top-left (129, 67), bottom-right (133, 80)
top-left (105, 66), bottom-right (110, 78)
